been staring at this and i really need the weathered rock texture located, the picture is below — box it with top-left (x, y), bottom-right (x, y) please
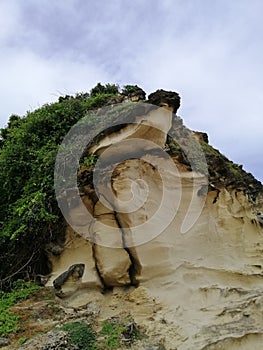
top-left (47, 91), bottom-right (263, 349)
top-left (16, 330), bottom-right (78, 350)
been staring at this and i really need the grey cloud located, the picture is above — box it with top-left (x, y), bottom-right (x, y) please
top-left (0, 0), bottom-right (262, 181)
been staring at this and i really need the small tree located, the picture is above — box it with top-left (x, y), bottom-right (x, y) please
top-left (90, 83), bottom-right (119, 97)
top-left (121, 85), bottom-right (146, 100)
top-left (0, 114), bottom-right (22, 141)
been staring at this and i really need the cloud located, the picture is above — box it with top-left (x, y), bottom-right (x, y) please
top-left (0, 0), bottom-right (262, 181)
top-left (116, 0), bottom-right (263, 180)
top-left (0, 1), bottom-right (21, 42)
top-left (0, 47), bottom-right (113, 120)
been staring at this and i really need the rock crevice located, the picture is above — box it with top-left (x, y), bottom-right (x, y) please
top-left (46, 91), bottom-right (263, 349)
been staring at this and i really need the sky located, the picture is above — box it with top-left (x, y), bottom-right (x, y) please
top-left (0, 0), bottom-right (262, 182)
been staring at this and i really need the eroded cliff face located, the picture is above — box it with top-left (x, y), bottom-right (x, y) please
top-left (48, 92), bottom-right (263, 350)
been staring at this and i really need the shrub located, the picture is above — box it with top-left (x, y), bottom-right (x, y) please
top-left (100, 318), bottom-right (140, 349)
top-left (0, 82), bottom-right (141, 286)
top-left (62, 321), bottom-right (97, 349)
top-left (0, 280), bottom-right (40, 337)
top-left (100, 321), bottom-right (124, 349)
top-left (90, 83), bottom-right (119, 97)
top-left (121, 85), bottom-right (146, 99)
top-left (0, 85), bottom-right (117, 285)
top-left (84, 93), bottom-right (116, 109)
top-left (80, 154), bottom-right (98, 167)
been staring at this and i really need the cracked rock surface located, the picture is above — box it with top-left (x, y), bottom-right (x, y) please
top-left (46, 101), bottom-right (263, 349)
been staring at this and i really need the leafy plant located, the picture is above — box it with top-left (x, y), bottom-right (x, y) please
top-left (62, 321), bottom-right (97, 350)
top-left (90, 83), bottom-right (119, 97)
top-left (100, 321), bottom-right (125, 348)
top-left (0, 83), bottom-right (130, 286)
top-left (100, 318), bottom-right (140, 349)
top-left (18, 337), bottom-right (28, 345)
top-left (84, 93), bottom-right (117, 109)
top-left (121, 85), bottom-right (146, 99)
top-left (0, 280), bottom-right (40, 337)
top-left (80, 154), bottom-right (98, 167)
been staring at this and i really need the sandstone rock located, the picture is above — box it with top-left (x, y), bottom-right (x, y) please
top-left (142, 344), bottom-right (166, 350)
top-left (148, 89), bottom-right (180, 113)
top-left (16, 331), bottom-right (78, 350)
top-left (47, 227), bottom-right (102, 291)
top-left (46, 242), bottom-right (64, 256)
top-left (41, 331), bottom-right (78, 350)
top-left (256, 211), bottom-right (263, 224)
top-left (0, 338), bottom-right (10, 347)
top-left (194, 131), bottom-right (209, 143)
top-left (89, 103), bottom-right (173, 159)
top-left (92, 199), bottom-right (132, 286)
top-left (53, 264), bottom-right (85, 289)
top-left (94, 245), bottom-right (131, 287)
top-left (48, 92), bottom-right (263, 349)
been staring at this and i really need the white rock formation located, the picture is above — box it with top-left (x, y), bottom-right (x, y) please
top-left (48, 99), bottom-right (263, 349)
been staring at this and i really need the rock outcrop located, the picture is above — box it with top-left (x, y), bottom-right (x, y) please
top-left (47, 90), bottom-right (263, 349)
top-left (0, 338), bottom-right (10, 348)
top-left (16, 330), bottom-right (79, 350)
top-left (53, 263), bottom-right (85, 297)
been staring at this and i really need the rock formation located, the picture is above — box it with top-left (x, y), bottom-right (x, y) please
top-left (46, 90), bottom-right (263, 349)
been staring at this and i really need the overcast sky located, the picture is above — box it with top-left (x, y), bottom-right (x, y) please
top-left (0, 0), bottom-right (262, 182)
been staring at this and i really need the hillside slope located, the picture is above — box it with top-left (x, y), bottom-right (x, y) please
top-left (1, 84), bottom-right (263, 349)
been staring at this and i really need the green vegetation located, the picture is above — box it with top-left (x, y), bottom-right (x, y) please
top-left (85, 93), bottom-right (116, 109)
top-left (167, 127), bottom-right (208, 175)
top-left (202, 141), bottom-right (246, 181)
top-left (0, 84), bottom-right (121, 287)
top-left (121, 84), bottom-right (146, 99)
top-left (0, 80), bottom-right (260, 290)
top-left (62, 322), bottom-right (97, 350)
top-left (167, 122), bottom-right (262, 199)
top-left (90, 83), bottom-right (119, 97)
top-left (100, 321), bottom-right (125, 349)
top-left (80, 154), bottom-right (98, 167)
top-left (61, 318), bottom-right (141, 350)
top-left (18, 336), bottom-right (28, 345)
top-left (0, 83), bottom-right (146, 287)
top-left (100, 318), bottom-right (141, 349)
top-left (0, 280), bottom-right (40, 337)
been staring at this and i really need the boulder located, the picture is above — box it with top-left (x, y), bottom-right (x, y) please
top-left (0, 338), bottom-right (10, 348)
